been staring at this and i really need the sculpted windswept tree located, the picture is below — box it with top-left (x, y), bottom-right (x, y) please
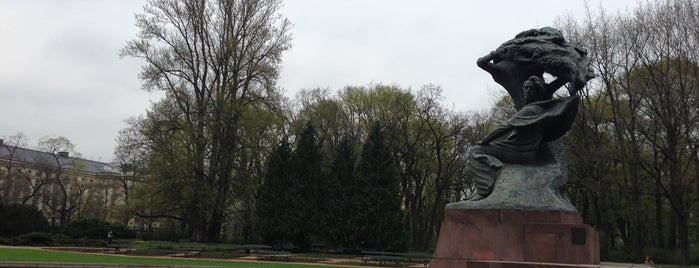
top-left (121, 0), bottom-right (291, 241)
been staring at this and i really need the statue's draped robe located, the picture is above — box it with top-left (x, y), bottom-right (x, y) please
top-left (469, 96), bottom-right (579, 195)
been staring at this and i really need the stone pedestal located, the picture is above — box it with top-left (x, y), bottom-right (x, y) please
top-left (430, 209), bottom-right (599, 268)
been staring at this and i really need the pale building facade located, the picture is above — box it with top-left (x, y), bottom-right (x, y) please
top-left (0, 139), bottom-right (126, 227)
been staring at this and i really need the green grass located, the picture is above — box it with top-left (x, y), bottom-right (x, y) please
top-left (0, 247), bottom-right (356, 268)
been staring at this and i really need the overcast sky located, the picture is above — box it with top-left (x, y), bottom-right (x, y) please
top-left (0, 0), bottom-right (635, 162)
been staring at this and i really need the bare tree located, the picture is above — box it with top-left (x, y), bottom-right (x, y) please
top-left (113, 116), bottom-right (150, 224)
top-left (0, 133), bottom-right (48, 205)
top-left (37, 135), bottom-right (83, 227)
top-left (121, 0), bottom-right (291, 241)
top-left (557, 0), bottom-right (699, 263)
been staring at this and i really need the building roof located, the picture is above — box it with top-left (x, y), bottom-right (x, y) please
top-left (0, 145), bottom-right (119, 175)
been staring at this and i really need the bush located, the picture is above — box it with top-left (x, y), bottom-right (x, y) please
top-left (47, 233), bottom-right (109, 247)
top-left (137, 231), bottom-right (172, 241)
top-left (61, 218), bottom-right (136, 240)
top-left (0, 236), bottom-right (13, 245)
top-left (602, 248), bottom-right (632, 262)
top-left (137, 221), bottom-right (181, 241)
top-left (15, 232), bottom-right (52, 246)
top-left (61, 219), bottom-right (110, 239)
top-left (50, 234), bottom-right (74, 246)
top-left (691, 246), bottom-right (699, 265)
top-left (0, 203), bottom-right (48, 237)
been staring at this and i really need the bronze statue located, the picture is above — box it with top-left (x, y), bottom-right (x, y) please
top-left (462, 27), bottom-right (593, 204)
top-left (464, 76), bottom-right (579, 201)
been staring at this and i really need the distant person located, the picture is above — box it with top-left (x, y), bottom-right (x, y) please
top-left (107, 230), bottom-right (114, 244)
top-left (645, 255), bottom-right (654, 265)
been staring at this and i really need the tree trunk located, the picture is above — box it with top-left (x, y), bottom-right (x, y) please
top-left (654, 175), bottom-right (664, 248)
top-left (627, 146), bottom-right (643, 261)
top-left (670, 163), bottom-right (689, 265)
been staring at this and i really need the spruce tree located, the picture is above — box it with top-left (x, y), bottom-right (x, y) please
top-left (323, 136), bottom-right (359, 247)
top-left (356, 122), bottom-right (407, 251)
top-left (290, 122), bottom-right (324, 250)
top-left (256, 138), bottom-right (293, 249)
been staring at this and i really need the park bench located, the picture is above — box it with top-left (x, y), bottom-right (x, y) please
top-left (240, 244), bottom-right (272, 254)
top-left (394, 252), bottom-right (430, 267)
top-left (361, 251), bottom-right (430, 267)
top-left (361, 251), bottom-right (403, 267)
top-left (255, 249), bottom-right (291, 262)
top-left (105, 239), bottom-right (133, 254)
top-left (175, 245), bottom-right (205, 258)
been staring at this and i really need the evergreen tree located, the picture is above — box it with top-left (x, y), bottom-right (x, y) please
top-left (122, 0), bottom-right (291, 241)
top-left (256, 138), bottom-right (293, 249)
top-left (323, 136), bottom-right (359, 247)
top-left (356, 122), bottom-right (407, 251)
top-left (290, 122), bottom-right (325, 250)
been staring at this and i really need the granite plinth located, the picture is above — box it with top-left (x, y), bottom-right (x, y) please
top-left (430, 209), bottom-right (599, 268)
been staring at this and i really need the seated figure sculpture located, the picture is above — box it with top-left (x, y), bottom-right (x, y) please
top-left (458, 27), bottom-right (593, 206)
top-left (463, 76), bottom-right (579, 202)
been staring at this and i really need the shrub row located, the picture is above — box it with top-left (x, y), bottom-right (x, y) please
top-left (0, 232), bottom-right (110, 247)
top-left (0, 204), bottom-right (48, 237)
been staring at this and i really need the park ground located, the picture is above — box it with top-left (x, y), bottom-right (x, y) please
top-left (0, 245), bottom-right (428, 268)
top-left (1, 246), bottom-right (695, 268)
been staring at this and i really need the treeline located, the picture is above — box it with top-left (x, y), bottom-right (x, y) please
top-left (112, 0), bottom-right (485, 251)
top-left (253, 86), bottom-right (490, 251)
top-left (556, 0), bottom-right (699, 264)
top-left (117, 84), bottom-right (491, 251)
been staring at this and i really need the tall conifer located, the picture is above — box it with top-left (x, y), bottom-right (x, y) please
top-left (256, 138), bottom-right (293, 249)
top-left (323, 136), bottom-right (359, 246)
top-left (290, 122), bottom-right (324, 249)
top-left (357, 122), bottom-right (407, 251)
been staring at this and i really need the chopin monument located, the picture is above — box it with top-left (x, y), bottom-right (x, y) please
top-left (429, 27), bottom-right (599, 268)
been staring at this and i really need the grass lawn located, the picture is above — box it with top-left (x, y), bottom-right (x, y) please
top-left (0, 247), bottom-right (356, 268)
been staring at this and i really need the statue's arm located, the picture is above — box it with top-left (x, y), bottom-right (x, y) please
top-left (545, 78), bottom-right (568, 96)
top-left (476, 51), bottom-right (498, 73)
top-left (478, 124), bottom-right (512, 145)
